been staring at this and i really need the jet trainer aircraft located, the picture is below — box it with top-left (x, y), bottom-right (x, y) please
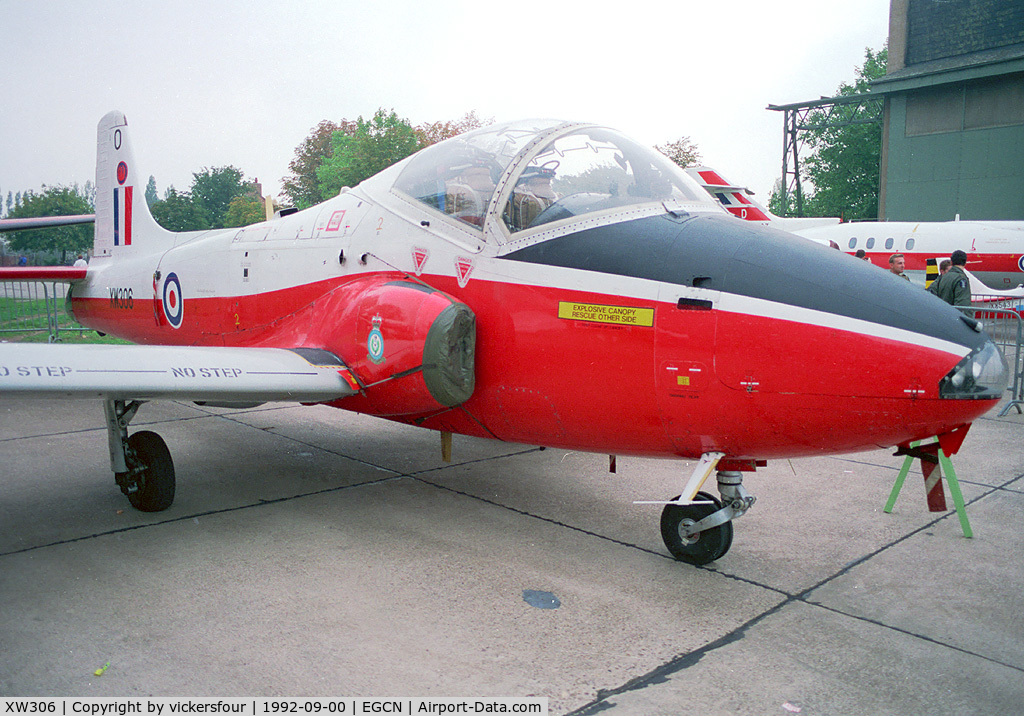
top-left (0, 112), bottom-right (1009, 565)
top-left (690, 167), bottom-right (1024, 289)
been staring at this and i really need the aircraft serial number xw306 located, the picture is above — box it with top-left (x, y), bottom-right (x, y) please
top-left (0, 112), bottom-right (1009, 565)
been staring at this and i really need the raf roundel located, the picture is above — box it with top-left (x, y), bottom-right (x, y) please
top-left (162, 272), bottom-right (183, 329)
top-left (117, 161), bottom-right (129, 185)
top-left (1018, 255), bottom-right (1024, 273)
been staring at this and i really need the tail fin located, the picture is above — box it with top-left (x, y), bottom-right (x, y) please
top-left (93, 111), bottom-right (176, 259)
top-left (686, 166), bottom-right (841, 231)
top-left (685, 167), bottom-right (773, 222)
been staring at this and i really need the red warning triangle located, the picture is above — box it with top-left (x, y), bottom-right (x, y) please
top-left (412, 247), bottom-right (429, 275)
top-left (455, 256), bottom-right (474, 287)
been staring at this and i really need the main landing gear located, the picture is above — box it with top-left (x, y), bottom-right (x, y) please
top-left (104, 399), bottom-right (175, 512)
top-left (639, 453), bottom-right (758, 565)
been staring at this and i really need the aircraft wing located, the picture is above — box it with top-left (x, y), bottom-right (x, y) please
top-left (0, 215), bottom-right (95, 281)
top-left (965, 268), bottom-right (1024, 298)
top-left (0, 214), bottom-right (95, 231)
top-left (0, 343), bottom-right (359, 403)
top-left (0, 266), bottom-right (89, 281)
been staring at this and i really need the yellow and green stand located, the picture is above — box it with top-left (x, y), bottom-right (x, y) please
top-left (885, 438), bottom-right (972, 538)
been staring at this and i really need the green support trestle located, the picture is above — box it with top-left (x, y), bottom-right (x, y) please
top-left (884, 438), bottom-right (972, 538)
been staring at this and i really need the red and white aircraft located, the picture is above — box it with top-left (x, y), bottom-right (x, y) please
top-left (689, 167), bottom-right (1024, 290)
top-left (0, 113), bottom-right (1009, 565)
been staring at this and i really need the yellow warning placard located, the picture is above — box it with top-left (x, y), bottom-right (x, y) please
top-left (558, 301), bottom-right (654, 327)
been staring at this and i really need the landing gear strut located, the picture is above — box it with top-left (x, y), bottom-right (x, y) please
top-left (104, 399), bottom-right (176, 512)
top-left (640, 454), bottom-right (758, 565)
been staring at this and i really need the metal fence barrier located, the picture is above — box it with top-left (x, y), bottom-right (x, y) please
top-left (0, 280), bottom-right (89, 342)
top-left (962, 295), bottom-right (1024, 416)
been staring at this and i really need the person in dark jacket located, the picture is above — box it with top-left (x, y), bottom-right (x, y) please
top-left (928, 250), bottom-right (971, 306)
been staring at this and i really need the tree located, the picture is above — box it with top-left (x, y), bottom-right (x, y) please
top-left (282, 110), bottom-right (493, 208)
top-left (190, 166), bottom-right (254, 227)
top-left (655, 136), bottom-right (702, 169)
top-left (224, 196), bottom-right (265, 227)
top-left (0, 185), bottom-right (94, 263)
top-left (149, 166), bottom-right (260, 231)
top-left (280, 119), bottom-right (358, 209)
top-left (81, 180), bottom-right (96, 209)
top-left (145, 176), bottom-right (159, 207)
top-left (780, 45), bottom-right (887, 220)
top-left (150, 187), bottom-right (211, 232)
top-left (316, 109), bottom-right (421, 200)
top-left (767, 178), bottom-right (789, 217)
top-left (416, 111), bottom-right (491, 147)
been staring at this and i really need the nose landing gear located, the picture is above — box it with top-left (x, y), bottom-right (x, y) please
top-left (660, 491), bottom-right (733, 565)
top-left (639, 454), bottom-right (759, 565)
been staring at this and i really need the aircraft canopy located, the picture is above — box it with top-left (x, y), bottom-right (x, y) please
top-left (393, 120), bottom-right (711, 239)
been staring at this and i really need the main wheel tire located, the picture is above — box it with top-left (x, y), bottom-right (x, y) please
top-left (125, 430), bottom-right (176, 512)
top-left (660, 490), bottom-right (733, 565)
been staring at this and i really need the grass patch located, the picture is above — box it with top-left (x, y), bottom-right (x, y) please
top-left (2, 331), bottom-right (131, 345)
top-left (0, 295), bottom-right (129, 344)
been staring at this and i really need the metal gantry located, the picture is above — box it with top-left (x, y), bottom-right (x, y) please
top-left (767, 94), bottom-right (883, 217)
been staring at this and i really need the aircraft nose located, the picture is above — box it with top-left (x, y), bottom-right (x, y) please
top-left (938, 335), bottom-right (1008, 399)
top-left (504, 211), bottom-right (1006, 454)
top-left (700, 215), bottom-right (1010, 404)
top-left (679, 214), bottom-right (1009, 452)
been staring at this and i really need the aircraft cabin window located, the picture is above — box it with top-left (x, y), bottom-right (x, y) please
top-left (502, 128), bottom-right (705, 233)
top-left (906, 238), bottom-right (915, 250)
top-left (866, 237), bottom-right (875, 249)
top-left (848, 238), bottom-right (857, 249)
top-left (885, 238), bottom-right (894, 250)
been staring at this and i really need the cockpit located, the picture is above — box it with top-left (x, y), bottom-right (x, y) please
top-left (392, 120), bottom-right (718, 243)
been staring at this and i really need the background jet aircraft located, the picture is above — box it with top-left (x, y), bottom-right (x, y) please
top-left (0, 112), bottom-right (1009, 565)
top-left (689, 167), bottom-right (1024, 289)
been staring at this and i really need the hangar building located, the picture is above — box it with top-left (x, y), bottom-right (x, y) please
top-left (874, 0), bottom-right (1024, 221)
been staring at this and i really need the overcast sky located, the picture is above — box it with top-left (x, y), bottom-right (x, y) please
top-left (0, 0), bottom-right (890, 210)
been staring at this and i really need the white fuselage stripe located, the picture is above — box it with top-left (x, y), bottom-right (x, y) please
top-left (479, 260), bottom-right (971, 359)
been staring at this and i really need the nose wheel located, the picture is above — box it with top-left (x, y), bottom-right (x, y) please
top-left (660, 491), bottom-right (733, 565)
top-left (638, 453), bottom-right (758, 565)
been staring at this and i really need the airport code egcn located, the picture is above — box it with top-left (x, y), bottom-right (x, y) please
top-left (0, 700), bottom-right (547, 716)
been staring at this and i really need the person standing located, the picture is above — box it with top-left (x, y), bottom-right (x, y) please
top-left (928, 250), bottom-right (971, 306)
top-left (889, 253), bottom-right (910, 280)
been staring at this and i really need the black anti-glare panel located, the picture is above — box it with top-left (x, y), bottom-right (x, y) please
top-left (503, 213), bottom-right (984, 350)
